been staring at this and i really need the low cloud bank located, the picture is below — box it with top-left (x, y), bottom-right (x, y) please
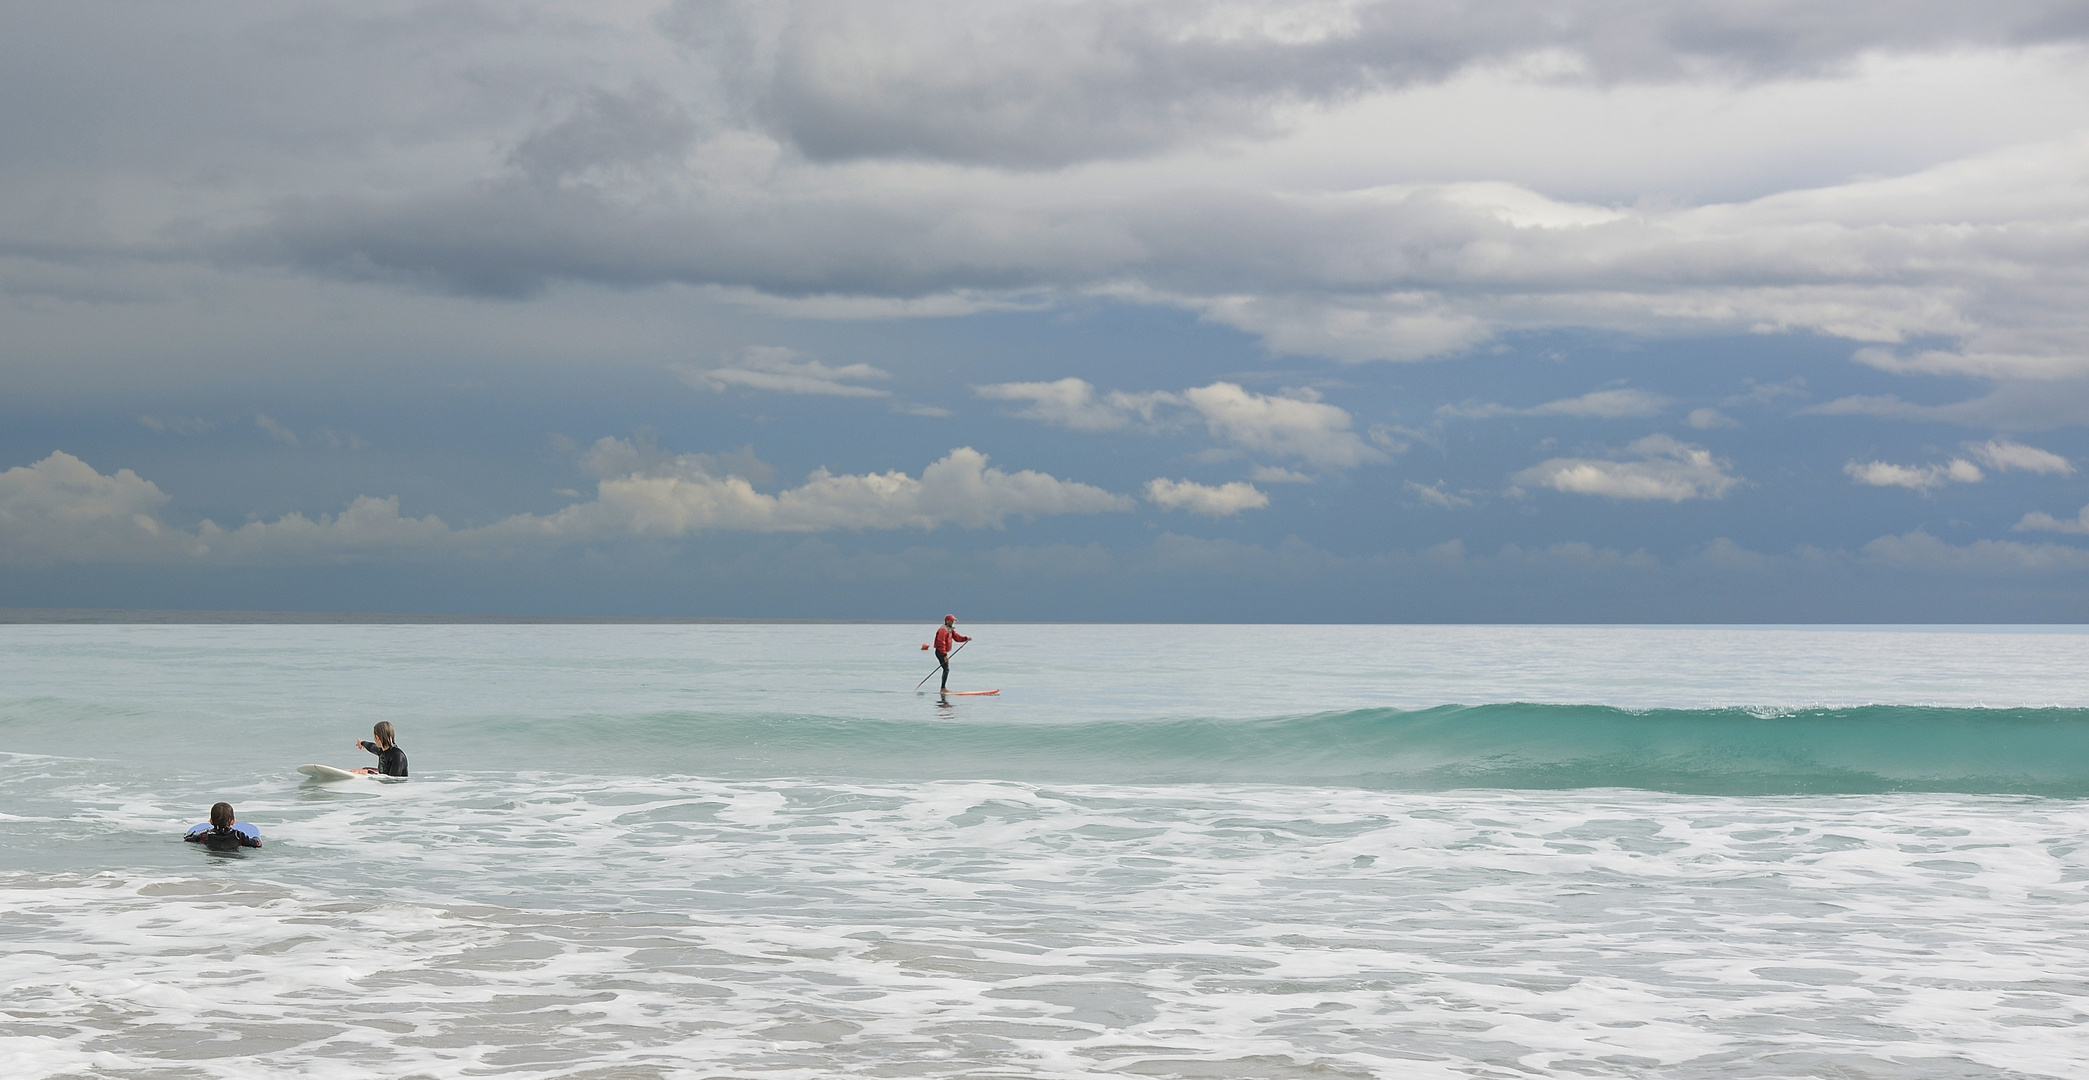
top-left (506, 445), bottom-right (1130, 537)
top-left (0, 447), bottom-right (1131, 565)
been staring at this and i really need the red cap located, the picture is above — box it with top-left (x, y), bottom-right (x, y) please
top-left (944, 614), bottom-right (956, 622)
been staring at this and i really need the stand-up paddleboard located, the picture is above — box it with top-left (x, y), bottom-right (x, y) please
top-left (941, 689), bottom-right (1000, 696)
top-left (297, 763), bottom-right (364, 781)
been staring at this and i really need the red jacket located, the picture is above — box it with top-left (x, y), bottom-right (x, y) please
top-left (934, 626), bottom-right (969, 654)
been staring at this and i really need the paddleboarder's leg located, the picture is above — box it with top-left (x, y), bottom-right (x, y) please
top-left (936, 650), bottom-right (950, 690)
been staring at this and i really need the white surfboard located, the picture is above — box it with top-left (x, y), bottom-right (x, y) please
top-left (296, 763), bottom-right (364, 782)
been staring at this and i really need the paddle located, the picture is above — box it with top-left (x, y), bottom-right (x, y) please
top-left (915, 639), bottom-right (967, 691)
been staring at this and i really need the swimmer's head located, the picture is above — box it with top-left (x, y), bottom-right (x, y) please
top-left (210, 802), bottom-right (234, 829)
top-left (371, 721), bottom-right (396, 749)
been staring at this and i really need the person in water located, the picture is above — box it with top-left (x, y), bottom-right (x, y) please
top-left (354, 721), bottom-right (409, 777)
top-left (933, 614), bottom-right (970, 692)
top-left (184, 802), bottom-right (261, 850)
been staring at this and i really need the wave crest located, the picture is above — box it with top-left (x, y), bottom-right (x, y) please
top-left (467, 704), bottom-right (2089, 796)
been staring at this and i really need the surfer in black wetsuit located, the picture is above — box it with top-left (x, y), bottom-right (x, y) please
top-left (184, 802), bottom-right (261, 850)
top-left (354, 721), bottom-right (409, 777)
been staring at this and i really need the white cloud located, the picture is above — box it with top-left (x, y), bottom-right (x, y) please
top-left (1696, 537), bottom-right (1769, 570)
top-left (1180, 382), bottom-right (1387, 468)
top-left (1843, 458), bottom-right (1982, 491)
top-left (681, 346), bottom-right (891, 398)
top-left (974, 378), bottom-right (1171, 431)
top-left (1192, 292), bottom-right (1493, 363)
top-left (1249, 466), bottom-right (1313, 484)
top-left (0, 452), bottom-right (454, 565)
top-left (1531, 390), bottom-right (1669, 418)
top-left (0, 452), bottom-right (195, 563)
top-left (1806, 394), bottom-right (1935, 421)
top-left (1143, 478), bottom-right (1270, 517)
top-left (1967, 439), bottom-right (2072, 475)
top-left (200, 496), bottom-right (454, 560)
top-left (978, 378), bottom-right (1385, 468)
top-left (1441, 388), bottom-right (1668, 420)
top-left (2014, 505), bottom-right (2089, 534)
top-left (1406, 480), bottom-right (1474, 508)
top-left (1852, 346), bottom-right (2084, 382)
top-left (1861, 529), bottom-right (2089, 572)
top-left (1687, 407), bottom-right (1738, 429)
top-left (1511, 434), bottom-right (1740, 501)
top-left (255, 414), bottom-right (299, 444)
top-left (1806, 382), bottom-right (2089, 431)
top-left (1367, 425), bottom-right (1412, 454)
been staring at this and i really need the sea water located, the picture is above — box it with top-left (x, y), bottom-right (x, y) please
top-left (2, 623), bottom-right (2087, 1079)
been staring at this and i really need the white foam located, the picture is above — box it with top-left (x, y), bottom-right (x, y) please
top-left (5, 778), bottom-right (2088, 1078)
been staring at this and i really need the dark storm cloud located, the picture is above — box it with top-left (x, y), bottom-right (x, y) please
top-left (262, 172), bottom-right (1081, 299)
top-left (509, 85), bottom-right (702, 184)
top-left (662, 0), bottom-right (2089, 168)
top-left (0, 2), bottom-right (563, 171)
top-left (9, 0), bottom-right (2089, 383)
top-left (254, 143), bottom-right (2089, 386)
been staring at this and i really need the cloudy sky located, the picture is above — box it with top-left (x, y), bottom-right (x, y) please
top-left (6, 0), bottom-right (2089, 620)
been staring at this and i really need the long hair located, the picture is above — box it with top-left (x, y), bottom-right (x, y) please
top-left (372, 721), bottom-right (396, 749)
top-left (210, 802), bottom-right (234, 829)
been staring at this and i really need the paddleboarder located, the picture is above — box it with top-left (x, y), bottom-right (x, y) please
top-left (932, 614), bottom-right (970, 692)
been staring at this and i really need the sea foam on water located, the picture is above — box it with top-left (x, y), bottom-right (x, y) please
top-left (2, 624), bottom-right (2087, 1078)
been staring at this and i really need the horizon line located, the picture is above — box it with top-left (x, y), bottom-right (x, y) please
top-left (1, 608), bottom-right (2084, 629)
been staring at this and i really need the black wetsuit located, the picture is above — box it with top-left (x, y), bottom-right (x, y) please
top-left (185, 825), bottom-right (261, 850)
top-left (360, 741), bottom-right (409, 777)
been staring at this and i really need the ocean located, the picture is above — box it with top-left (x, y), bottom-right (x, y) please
top-left (2, 623), bottom-right (2087, 1078)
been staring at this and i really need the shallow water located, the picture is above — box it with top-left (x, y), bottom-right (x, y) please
top-left (3, 624), bottom-right (2087, 1078)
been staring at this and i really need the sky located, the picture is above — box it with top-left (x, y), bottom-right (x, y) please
top-left (6, 0), bottom-right (2089, 620)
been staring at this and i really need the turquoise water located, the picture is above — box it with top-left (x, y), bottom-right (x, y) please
top-left (3, 624), bottom-right (2088, 1077)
